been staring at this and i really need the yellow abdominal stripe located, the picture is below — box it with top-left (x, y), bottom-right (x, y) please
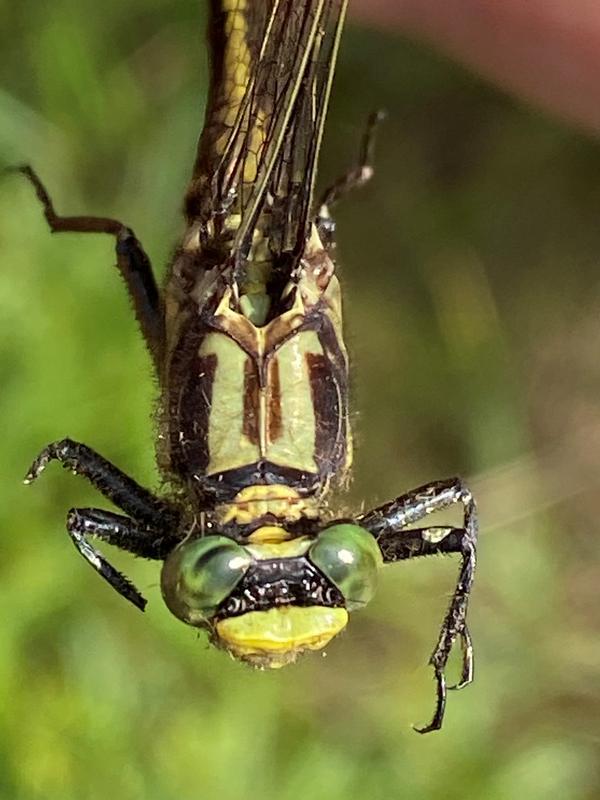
top-left (216, 606), bottom-right (349, 669)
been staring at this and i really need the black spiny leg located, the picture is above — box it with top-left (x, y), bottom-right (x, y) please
top-left (25, 438), bottom-right (177, 527)
top-left (8, 165), bottom-right (163, 367)
top-left (67, 508), bottom-right (180, 611)
top-left (360, 478), bottom-right (478, 734)
top-left (316, 110), bottom-right (386, 246)
top-left (24, 440), bottom-right (180, 610)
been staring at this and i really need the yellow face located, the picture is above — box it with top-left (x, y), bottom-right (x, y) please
top-left (160, 523), bottom-right (382, 668)
top-left (216, 606), bottom-right (349, 669)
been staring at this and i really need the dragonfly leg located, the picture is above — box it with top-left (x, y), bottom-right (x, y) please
top-left (360, 478), bottom-right (478, 734)
top-left (8, 165), bottom-right (163, 367)
top-left (24, 438), bottom-right (177, 528)
top-left (66, 507), bottom-right (174, 610)
top-left (316, 110), bottom-right (385, 245)
top-left (68, 507), bottom-right (180, 560)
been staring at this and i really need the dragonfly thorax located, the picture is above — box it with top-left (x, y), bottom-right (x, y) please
top-left (162, 224), bottom-right (353, 512)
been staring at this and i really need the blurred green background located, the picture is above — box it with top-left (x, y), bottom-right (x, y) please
top-left (2, 1), bottom-right (600, 798)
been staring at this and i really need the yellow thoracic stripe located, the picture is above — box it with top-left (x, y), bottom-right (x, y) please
top-left (199, 331), bottom-right (261, 475)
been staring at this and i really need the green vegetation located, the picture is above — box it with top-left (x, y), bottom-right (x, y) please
top-left (2, 2), bottom-right (600, 798)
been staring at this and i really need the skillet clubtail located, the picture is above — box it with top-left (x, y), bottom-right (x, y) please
top-left (13, 0), bottom-right (478, 733)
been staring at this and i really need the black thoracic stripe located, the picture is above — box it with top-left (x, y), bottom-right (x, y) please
top-left (266, 356), bottom-right (283, 443)
top-left (307, 303), bottom-right (350, 482)
top-left (211, 514), bottom-right (323, 544)
top-left (242, 356), bottom-right (260, 445)
top-left (306, 352), bottom-right (342, 474)
top-left (312, 302), bottom-right (349, 390)
top-left (171, 352), bottom-right (217, 481)
top-left (201, 461), bottom-right (321, 503)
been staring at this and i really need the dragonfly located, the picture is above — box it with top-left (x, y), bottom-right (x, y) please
top-left (13, 0), bottom-right (478, 733)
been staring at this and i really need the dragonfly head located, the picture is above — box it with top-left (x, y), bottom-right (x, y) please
top-left (160, 523), bottom-right (382, 668)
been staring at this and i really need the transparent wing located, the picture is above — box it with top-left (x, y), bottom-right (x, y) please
top-left (186, 0), bottom-right (347, 265)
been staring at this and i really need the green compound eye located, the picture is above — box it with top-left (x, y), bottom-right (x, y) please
top-left (161, 535), bottom-right (252, 625)
top-left (309, 524), bottom-right (383, 611)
